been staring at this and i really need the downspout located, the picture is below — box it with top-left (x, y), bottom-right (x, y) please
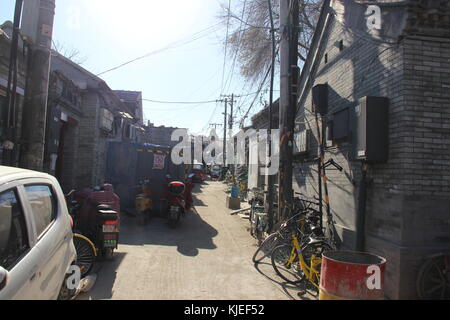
top-left (355, 162), bottom-right (368, 252)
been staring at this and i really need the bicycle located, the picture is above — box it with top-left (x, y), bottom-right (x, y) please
top-left (270, 195), bottom-right (337, 292)
top-left (248, 187), bottom-right (266, 244)
top-left (252, 210), bottom-right (307, 263)
top-left (252, 196), bottom-right (321, 264)
top-left (270, 224), bottom-right (332, 287)
top-left (416, 253), bottom-right (450, 300)
top-left (66, 190), bottom-right (97, 278)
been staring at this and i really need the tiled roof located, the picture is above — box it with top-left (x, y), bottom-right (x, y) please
top-left (114, 90), bottom-right (142, 102)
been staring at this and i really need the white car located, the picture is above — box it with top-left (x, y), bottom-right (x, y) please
top-left (0, 166), bottom-right (76, 300)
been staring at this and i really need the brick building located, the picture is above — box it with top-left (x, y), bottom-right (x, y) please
top-left (294, 0), bottom-right (450, 299)
top-left (114, 90), bottom-right (144, 125)
top-left (145, 123), bottom-right (185, 147)
top-left (248, 100), bottom-right (280, 189)
top-left (44, 70), bottom-right (83, 192)
top-left (47, 53), bottom-right (144, 191)
top-left (0, 21), bottom-right (27, 167)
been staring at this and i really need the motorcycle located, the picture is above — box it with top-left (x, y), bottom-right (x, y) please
top-left (135, 179), bottom-right (153, 225)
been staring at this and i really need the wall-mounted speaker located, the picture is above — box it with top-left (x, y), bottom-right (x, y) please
top-left (312, 84), bottom-right (328, 115)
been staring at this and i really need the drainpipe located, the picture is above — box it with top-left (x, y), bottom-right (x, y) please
top-left (355, 162), bottom-right (368, 252)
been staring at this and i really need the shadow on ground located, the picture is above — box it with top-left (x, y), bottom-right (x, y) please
top-left (252, 259), bottom-right (318, 300)
top-left (120, 206), bottom-right (218, 257)
top-left (77, 252), bottom-right (127, 300)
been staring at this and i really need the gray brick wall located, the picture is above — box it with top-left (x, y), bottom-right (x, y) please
top-left (294, 14), bottom-right (450, 299)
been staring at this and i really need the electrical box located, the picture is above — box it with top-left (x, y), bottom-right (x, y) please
top-left (293, 129), bottom-right (310, 155)
top-left (332, 108), bottom-right (349, 141)
top-left (353, 96), bottom-right (389, 163)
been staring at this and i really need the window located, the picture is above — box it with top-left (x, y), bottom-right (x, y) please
top-left (24, 185), bottom-right (57, 237)
top-left (0, 189), bottom-right (29, 270)
top-left (339, 39), bottom-right (344, 52)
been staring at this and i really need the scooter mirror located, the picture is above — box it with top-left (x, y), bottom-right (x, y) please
top-left (166, 174), bottom-right (171, 179)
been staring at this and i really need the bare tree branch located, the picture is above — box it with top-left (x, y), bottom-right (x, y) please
top-left (218, 0), bottom-right (323, 83)
top-left (52, 40), bottom-right (87, 65)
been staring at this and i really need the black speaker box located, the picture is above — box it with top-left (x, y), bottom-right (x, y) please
top-left (312, 84), bottom-right (328, 115)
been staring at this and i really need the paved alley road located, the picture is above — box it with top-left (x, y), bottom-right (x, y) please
top-left (77, 180), bottom-right (301, 300)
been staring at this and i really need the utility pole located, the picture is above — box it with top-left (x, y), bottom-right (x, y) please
top-left (228, 94), bottom-right (234, 131)
top-left (278, 0), bottom-right (299, 221)
top-left (220, 94), bottom-right (237, 180)
top-left (209, 123), bottom-right (222, 131)
top-left (220, 94), bottom-right (236, 131)
top-left (266, 0), bottom-right (276, 232)
top-left (216, 98), bottom-right (228, 165)
top-left (20, 0), bottom-right (56, 171)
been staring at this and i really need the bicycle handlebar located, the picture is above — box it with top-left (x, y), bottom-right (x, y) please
top-left (65, 189), bottom-right (76, 198)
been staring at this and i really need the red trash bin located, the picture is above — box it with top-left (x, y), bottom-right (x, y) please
top-left (319, 250), bottom-right (386, 300)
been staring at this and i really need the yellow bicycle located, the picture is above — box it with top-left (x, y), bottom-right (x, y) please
top-left (271, 228), bottom-right (332, 288)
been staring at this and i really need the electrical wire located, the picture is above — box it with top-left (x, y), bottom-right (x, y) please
top-left (95, 23), bottom-right (222, 77)
top-left (220, 0), bottom-right (233, 95)
top-left (239, 62), bottom-right (272, 127)
top-left (222, 0), bottom-right (249, 94)
top-left (142, 98), bottom-right (217, 104)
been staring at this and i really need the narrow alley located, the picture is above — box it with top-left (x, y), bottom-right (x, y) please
top-left (77, 181), bottom-right (299, 300)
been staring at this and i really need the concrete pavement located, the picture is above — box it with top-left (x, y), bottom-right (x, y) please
top-left (77, 180), bottom-right (306, 300)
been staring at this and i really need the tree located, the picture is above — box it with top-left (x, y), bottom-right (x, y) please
top-left (219, 0), bottom-right (323, 83)
top-left (51, 40), bottom-right (87, 65)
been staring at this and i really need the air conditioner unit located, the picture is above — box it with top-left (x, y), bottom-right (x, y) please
top-left (100, 108), bottom-right (114, 132)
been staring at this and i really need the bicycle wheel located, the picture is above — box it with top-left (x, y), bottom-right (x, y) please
top-left (73, 234), bottom-right (96, 278)
top-left (417, 254), bottom-right (450, 300)
top-left (271, 244), bottom-right (305, 284)
top-left (301, 241), bottom-right (333, 290)
top-left (253, 232), bottom-right (279, 263)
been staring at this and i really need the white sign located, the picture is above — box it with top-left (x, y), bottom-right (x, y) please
top-left (153, 154), bottom-right (166, 170)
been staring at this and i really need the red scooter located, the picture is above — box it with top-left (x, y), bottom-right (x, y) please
top-left (163, 174), bottom-right (194, 228)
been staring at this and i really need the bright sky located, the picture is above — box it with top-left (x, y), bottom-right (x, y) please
top-left (1, 0), bottom-right (277, 136)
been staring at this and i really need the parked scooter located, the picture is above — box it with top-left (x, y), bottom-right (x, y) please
top-left (135, 179), bottom-right (153, 225)
top-left (69, 185), bottom-right (120, 260)
top-left (163, 174), bottom-right (195, 228)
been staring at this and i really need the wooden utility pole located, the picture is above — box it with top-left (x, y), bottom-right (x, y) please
top-left (209, 123), bottom-right (222, 131)
top-left (278, 0), bottom-right (299, 220)
top-left (266, 0), bottom-right (277, 232)
top-left (20, 0), bottom-right (56, 171)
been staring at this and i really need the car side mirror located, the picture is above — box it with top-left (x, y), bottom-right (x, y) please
top-left (0, 266), bottom-right (8, 291)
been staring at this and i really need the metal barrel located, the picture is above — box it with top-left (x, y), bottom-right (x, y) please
top-left (319, 250), bottom-right (386, 300)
